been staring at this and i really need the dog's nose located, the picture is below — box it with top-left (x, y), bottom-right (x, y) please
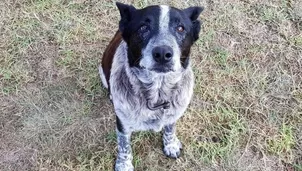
top-left (152, 46), bottom-right (173, 63)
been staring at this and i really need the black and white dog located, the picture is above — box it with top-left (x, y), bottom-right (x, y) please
top-left (99, 2), bottom-right (203, 171)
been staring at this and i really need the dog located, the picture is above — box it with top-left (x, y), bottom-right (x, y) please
top-left (99, 2), bottom-right (203, 171)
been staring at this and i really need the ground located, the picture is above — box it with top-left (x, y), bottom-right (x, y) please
top-left (0, 0), bottom-right (301, 170)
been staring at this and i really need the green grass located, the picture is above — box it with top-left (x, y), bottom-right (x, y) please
top-left (191, 105), bottom-right (246, 164)
top-left (0, 0), bottom-right (301, 170)
top-left (290, 34), bottom-right (302, 46)
top-left (267, 123), bottom-right (295, 163)
top-left (260, 6), bottom-right (287, 22)
top-left (212, 47), bottom-right (229, 68)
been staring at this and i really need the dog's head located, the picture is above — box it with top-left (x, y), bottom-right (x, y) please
top-left (116, 2), bottom-right (203, 73)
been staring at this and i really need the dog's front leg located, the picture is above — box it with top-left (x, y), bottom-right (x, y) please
top-left (163, 123), bottom-right (182, 158)
top-left (115, 117), bottom-right (134, 171)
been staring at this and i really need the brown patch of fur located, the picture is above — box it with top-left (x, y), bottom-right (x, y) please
top-left (101, 31), bottom-right (123, 91)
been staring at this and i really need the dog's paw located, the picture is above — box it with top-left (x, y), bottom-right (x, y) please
top-left (163, 138), bottom-right (182, 158)
top-left (115, 159), bottom-right (134, 171)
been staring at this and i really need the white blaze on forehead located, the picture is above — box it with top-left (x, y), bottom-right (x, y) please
top-left (159, 5), bottom-right (170, 33)
top-left (159, 5), bottom-right (181, 71)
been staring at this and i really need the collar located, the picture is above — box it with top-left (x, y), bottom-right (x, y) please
top-left (147, 100), bottom-right (171, 111)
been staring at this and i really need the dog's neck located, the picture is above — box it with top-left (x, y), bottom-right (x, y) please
top-left (125, 63), bottom-right (187, 111)
top-left (134, 69), bottom-right (184, 111)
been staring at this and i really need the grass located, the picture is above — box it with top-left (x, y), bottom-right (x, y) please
top-left (0, 0), bottom-right (301, 170)
top-left (267, 123), bottom-right (295, 163)
top-left (189, 105), bottom-right (246, 164)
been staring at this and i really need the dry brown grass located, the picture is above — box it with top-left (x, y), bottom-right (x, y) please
top-left (0, 0), bottom-right (301, 170)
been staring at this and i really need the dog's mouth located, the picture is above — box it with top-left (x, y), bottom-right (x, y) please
top-left (150, 64), bottom-right (174, 73)
top-left (138, 64), bottom-right (174, 73)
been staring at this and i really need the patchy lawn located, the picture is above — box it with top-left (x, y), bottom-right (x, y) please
top-left (0, 0), bottom-right (301, 170)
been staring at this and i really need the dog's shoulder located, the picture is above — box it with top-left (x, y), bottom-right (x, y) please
top-left (101, 31), bottom-right (123, 90)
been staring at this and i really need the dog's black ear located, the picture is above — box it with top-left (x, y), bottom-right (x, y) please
top-left (183, 6), bottom-right (204, 42)
top-left (192, 20), bottom-right (201, 41)
top-left (183, 6), bottom-right (204, 21)
top-left (116, 2), bottom-right (137, 32)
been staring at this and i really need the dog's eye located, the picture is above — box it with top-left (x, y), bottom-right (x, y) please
top-left (176, 26), bottom-right (185, 33)
top-left (138, 25), bottom-right (150, 40)
top-left (139, 25), bottom-right (148, 32)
